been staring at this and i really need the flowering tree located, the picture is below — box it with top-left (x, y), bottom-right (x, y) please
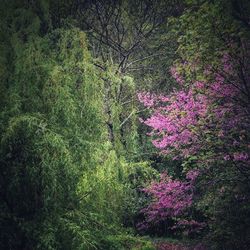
top-left (137, 169), bottom-right (206, 235)
top-left (137, 55), bottom-right (250, 236)
top-left (138, 59), bottom-right (249, 168)
top-left (143, 170), bottom-right (199, 220)
top-left (139, 1), bottom-right (250, 247)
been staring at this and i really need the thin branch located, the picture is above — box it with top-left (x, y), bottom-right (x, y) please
top-left (120, 110), bottom-right (135, 128)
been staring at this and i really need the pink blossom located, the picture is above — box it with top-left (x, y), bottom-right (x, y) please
top-left (233, 152), bottom-right (249, 161)
top-left (137, 92), bottom-right (156, 107)
top-left (170, 66), bottom-right (185, 85)
top-left (224, 155), bottom-right (230, 161)
top-left (141, 170), bottom-right (199, 225)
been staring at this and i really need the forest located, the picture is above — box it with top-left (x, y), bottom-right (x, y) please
top-left (0, 0), bottom-right (249, 249)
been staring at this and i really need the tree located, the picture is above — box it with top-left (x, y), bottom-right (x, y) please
top-left (138, 1), bottom-right (250, 247)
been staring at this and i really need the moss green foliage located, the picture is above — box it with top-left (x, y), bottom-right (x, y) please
top-left (102, 66), bottom-right (140, 157)
top-left (0, 1), bottom-right (155, 249)
top-left (171, 0), bottom-right (250, 82)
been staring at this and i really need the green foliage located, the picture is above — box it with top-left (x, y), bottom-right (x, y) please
top-left (171, 0), bottom-right (250, 82)
top-left (5, 0), bottom-right (249, 249)
top-left (0, 114), bottom-right (77, 249)
top-left (106, 234), bottom-right (155, 250)
top-left (102, 65), bottom-right (140, 158)
top-left (0, 1), bottom-right (159, 249)
top-left (77, 148), bottom-right (159, 230)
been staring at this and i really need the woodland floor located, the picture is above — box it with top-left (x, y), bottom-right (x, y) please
top-left (152, 238), bottom-right (207, 250)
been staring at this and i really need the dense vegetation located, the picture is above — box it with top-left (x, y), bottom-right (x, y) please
top-left (0, 1), bottom-right (249, 249)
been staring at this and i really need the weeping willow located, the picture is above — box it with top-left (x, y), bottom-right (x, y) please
top-left (0, 1), bottom-right (155, 249)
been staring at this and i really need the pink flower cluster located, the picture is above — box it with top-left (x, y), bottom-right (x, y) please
top-left (233, 152), bottom-right (249, 161)
top-left (137, 92), bottom-right (156, 107)
top-left (141, 170), bottom-right (199, 224)
top-left (170, 66), bottom-right (185, 85)
top-left (138, 88), bottom-right (209, 158)
top-left (224, 153), bottom-right (249, 162)
top-left (137, 56), bottom-right (247, 161)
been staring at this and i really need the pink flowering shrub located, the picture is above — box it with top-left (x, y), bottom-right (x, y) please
top-left (137, 55), bottom-right (249, 237)
top-left (137, 57), bottom-right (249, 167)
top-left (138, 88), bottom-right (209, 159)
top-left (138, 170), bottom-right (205, 235)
